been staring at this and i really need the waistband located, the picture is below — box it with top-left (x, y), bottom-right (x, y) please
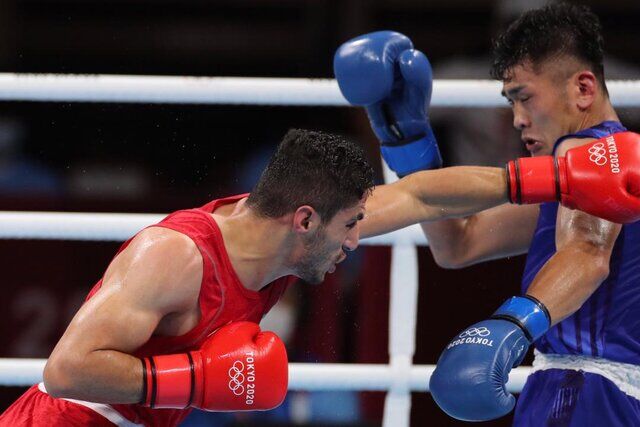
top-left (37, 382), bottom-right (143, 427)
top-left (532, 350), bottom-right (640, 400)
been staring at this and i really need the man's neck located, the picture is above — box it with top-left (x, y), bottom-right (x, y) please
top-left (215, 202), bottom-right (293, 292)
top-left (573, 98), bottom-right (619, 133)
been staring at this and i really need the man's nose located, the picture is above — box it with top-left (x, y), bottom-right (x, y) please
top-left (343, 224), bottom-right (360, 252)
top-left (513, 104), bottom-right (530, 130)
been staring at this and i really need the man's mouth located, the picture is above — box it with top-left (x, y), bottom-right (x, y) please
top-left (523, 137), bottom-right (543, 155)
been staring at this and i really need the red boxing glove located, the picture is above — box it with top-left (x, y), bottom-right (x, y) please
top-left (507, 131), bottom-right (640, 223)
top-left (141, 322), bottom-right (288, 411)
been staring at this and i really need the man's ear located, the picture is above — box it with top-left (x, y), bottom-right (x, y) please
top-left (574, 70), bottom-right (597, 111)
top-left (293, 205), bottom-right (321, 234)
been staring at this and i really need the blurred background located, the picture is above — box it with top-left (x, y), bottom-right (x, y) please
top-left (0, 0), bottom-right (640, 425)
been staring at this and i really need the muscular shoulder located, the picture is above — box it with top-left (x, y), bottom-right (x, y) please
top-left (101, 226), bottom-right (203, 313)
top-left (555, 137), bottom-right (597, 157)
top-left (126, 226), bottom-right (201, 268)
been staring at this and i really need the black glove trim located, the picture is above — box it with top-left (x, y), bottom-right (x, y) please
top-left (186, 352), bottom-right (196, 409)
top-left (514, 160), bottom-right (522, 204)
top-left (490, 314), bottom-right (533, 342)
top-left (149, 357), bottom-right (158, 408)
top-left (554, 157), bottom-right (562, 201)
top-left (505, 164), bottom-right (513, 204)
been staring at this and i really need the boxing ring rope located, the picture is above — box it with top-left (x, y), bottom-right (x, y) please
top-left (0, 73), bottom-right (639, 106)
top-left (0, 211), bottom-right (428, 245)
top-left (0, 358), bottom-right (531, 393)
top-left (2, 73), bottom-right (640, 426)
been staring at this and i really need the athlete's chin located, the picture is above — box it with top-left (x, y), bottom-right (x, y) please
top-left (308, 276), bottom-right (325, 285)
top-left (300, 271), bottom-right (325, 285)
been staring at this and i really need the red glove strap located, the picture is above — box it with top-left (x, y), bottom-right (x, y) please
top-left (507, 156), bottom-right (562, 204)
top-left (142, 351), bottom-right (204, 409)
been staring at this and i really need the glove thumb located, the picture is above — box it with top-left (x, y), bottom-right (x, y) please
top-left (398, 49), bottom-right (434, 107)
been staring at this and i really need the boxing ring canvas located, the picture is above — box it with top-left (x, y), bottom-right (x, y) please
top-left (1, 74), bottom-right (638, 426)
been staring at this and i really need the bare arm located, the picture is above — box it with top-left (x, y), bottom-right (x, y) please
top-left (361, 166), bottom-right (509, 237)
top-left (526, 206), bottom-right (619, 324)
top-left (420, 203), bottom-right (539, 268)
top-left (43, 227), bottom-right (203, 403)
top-left (361, 165), bottom-right (538, 267)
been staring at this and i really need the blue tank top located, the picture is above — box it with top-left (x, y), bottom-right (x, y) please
top-left (521, 121), bottom-right (640, 365)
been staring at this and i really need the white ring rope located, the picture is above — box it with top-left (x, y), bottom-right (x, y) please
top-left (0, 358), bottom-right (531, 393)
top-left (0, 73), bottom-right (640, 106)
top-left (0, 211), bottom-right (428, 245)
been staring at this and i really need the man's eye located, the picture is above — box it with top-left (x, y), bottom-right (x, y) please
top-left (347, 222), bottom-right (356, 229)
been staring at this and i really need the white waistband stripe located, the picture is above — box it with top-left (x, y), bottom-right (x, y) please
top-left (532, 351), bottom-right (640, 401)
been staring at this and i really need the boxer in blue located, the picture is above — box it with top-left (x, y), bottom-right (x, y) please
top-left (335, 2), bottom-right (640, 426)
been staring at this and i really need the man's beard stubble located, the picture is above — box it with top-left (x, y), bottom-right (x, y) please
top-left (297, 226), bottom-right (330, 285)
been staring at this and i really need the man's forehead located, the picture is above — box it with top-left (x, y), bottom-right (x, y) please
top-left (341, 198), bottom-right (366, 218)
top-left (503, 62), bottom-right (535, 83)
top-left (356, 194), bottom-right (368, 212)
top-left (501, 62), bottom-right (547, 95)
top-left (504, 57), bottom-right (577, 87)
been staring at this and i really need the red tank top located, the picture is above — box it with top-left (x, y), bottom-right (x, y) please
top-left (85, 194), bottom-right (294, 426)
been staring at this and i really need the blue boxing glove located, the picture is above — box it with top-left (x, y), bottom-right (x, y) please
top-left (429, 295), bottom-right (551, 422)
top-left (333, 31), bottom-right (441, 177)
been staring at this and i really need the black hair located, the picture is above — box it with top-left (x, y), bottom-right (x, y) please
top-left (491, 2), bottom-right (607, 94)
top-left (246, 129), bottom-right (374, 223)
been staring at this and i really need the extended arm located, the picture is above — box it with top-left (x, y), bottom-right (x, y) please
top-left (362, 166), bottom-right (509, 238)
top-left (420, 204), bottom-right (538, 268)
top-left (364, 132), bottom-right (640, 257)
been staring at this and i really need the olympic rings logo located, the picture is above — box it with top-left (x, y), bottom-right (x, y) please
top-left (459, 327), bottom-right (491, 338)
top-left (588, 143), bottom-right (608, 166)
top-left (228, 361), bottom-right (245, 396)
